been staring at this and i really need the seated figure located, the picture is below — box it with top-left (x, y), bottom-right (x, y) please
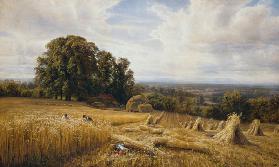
top-left (62, 113), bottom-right (69, 120)
top-left (83, 115), bottom-right (93, 122)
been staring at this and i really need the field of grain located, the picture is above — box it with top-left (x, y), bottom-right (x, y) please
top-left (1, 97), bottom-right (279, 167)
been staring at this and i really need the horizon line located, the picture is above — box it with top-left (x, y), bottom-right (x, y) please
top-left (1, 77), bottom-right (278, 87)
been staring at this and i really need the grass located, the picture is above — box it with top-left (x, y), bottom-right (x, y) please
top-left (1, 97), bottom-right (279, 167)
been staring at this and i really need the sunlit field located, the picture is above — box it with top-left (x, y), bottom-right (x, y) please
top-left (1, 97), bottom-right (279, 167)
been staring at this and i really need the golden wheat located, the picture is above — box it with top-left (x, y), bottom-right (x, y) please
top-left (247, 119), bottom-right (264, 136)
top-left (0, 117), bottom-right (109, 166)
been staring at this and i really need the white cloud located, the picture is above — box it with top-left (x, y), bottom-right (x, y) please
top-left (0, 0), bottom-right (120, 78)
top-left (150, 0), bottom-right (279, 84)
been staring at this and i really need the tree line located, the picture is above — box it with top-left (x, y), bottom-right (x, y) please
top-left (205, 91), bottom-right (279, 123)
top-left (0, 80), bottom-right (36, 97)
top-left (139, 88), bottom-right (279, 123)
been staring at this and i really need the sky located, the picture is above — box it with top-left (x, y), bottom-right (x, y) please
top-left (0, 0), bottom-right (279, 85)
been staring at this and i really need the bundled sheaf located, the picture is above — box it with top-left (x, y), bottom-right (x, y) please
top-left (153, 112), bottom-right (165, 124)
top-left (139, 125), bottom-right (164, 134)
top-left (145, 114), bottom-right (154, 126)
top-left (186, 120), bottom-right (194, 129)
top-left (122, 127), bottom-right (140, 133)
top-left (213, 113), bottom-right (249, 145)
top-left (152, 137), bottom-right (209, 154)
top-left (144, 112), bottom-right (165, 126)
top-left (111, 135), bottom-right (162, 155)
top-left (206, 121), bottom-right (215, 130)
top-left (216, 121), bottom-right (226, 131)
top-left (213, 122), bottom-right (219, 130)
top-left (247, 119), bottom-right (264, 136)
top-left (191, 117), bottom-right (204, 131)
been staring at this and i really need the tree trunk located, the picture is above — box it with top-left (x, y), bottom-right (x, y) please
top-left (60, 89), bottom-right (63, 100)
top-left (65, 95), bottom-right (71, 101)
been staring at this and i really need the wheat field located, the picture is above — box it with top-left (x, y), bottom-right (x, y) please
top-left (1, 97), bottom-right (279, 167)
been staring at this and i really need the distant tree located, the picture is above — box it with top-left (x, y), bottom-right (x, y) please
top-left (94, 51), bottom-right (115, 94)
top-left (35, 35), bottom-right (99, 101)
top-left (270, 95), bottom-right (279, 110)
top-left (146, 93), bottom-right (178, 112)
top-left (0, 80), bottom-right (35, 97)
top-left (248, 97), bottom-right (269, 121)
top-left (220, 91), bottom-right (249, 120)
top-left (269, 95), bottom-right (279, 122)
top-left (163, 96), bottom-right (178, 112)
top-left (132, 84), bottom-right (146, 96)
top-left (0, 84), bottom-right (4, 96)
top-left (4, 80), bottom-right (21, 96)
top-left (147, 93), bottom-right (166, 110)
top-left (179, 97), bottom-right (197, 114)
top-left (197, 96), bottom-right (205, 105)
top-left (208, 104), bottom-right (226, 119)
top-left (111, 58), bottom-right (135, 104)
top-left (35, 55), bottom-right (61, 99)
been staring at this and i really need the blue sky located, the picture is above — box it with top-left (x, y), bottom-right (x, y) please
top-left (0, 0), bottom-right (279, 84)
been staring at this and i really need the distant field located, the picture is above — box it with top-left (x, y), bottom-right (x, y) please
top-left (1, 97), bottom-right (279, 167)
top-left (0, 97), bottom-right (147, 126)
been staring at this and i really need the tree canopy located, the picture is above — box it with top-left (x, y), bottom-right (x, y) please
top-left (35, 35), bottom-right (134, 103)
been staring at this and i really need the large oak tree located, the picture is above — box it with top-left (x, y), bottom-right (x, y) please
top-left (35, 35), bottom-right (134, 103)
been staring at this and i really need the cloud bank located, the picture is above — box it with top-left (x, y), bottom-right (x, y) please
top-left (150, 0), bottom-right (279, 84)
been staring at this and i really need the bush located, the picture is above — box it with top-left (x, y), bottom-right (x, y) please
top-left (146, 93), bottom-right (166, 110)
top-left (86, 94), bottom-right (119, 108)
top-left (177, 97), bottom-right (200, 114)
top-left (163, 96), bottom-right (177, 112)
top-left (138, 103), bottom-right (153, 112)
top-left (32, 88), bottom-right (45, 98)
top-left (0, 85), bottom-right (5, 96)
top-left (146, 93), bottom-right (177, 112)
top-left (203, 104), bottom-right (227, 120)
top-left (4, 81), bottom-right (21, 96)
top-left (220, 91), bottom-right (249, 120)
top-left (20, 89), bottom-right (33, 97)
